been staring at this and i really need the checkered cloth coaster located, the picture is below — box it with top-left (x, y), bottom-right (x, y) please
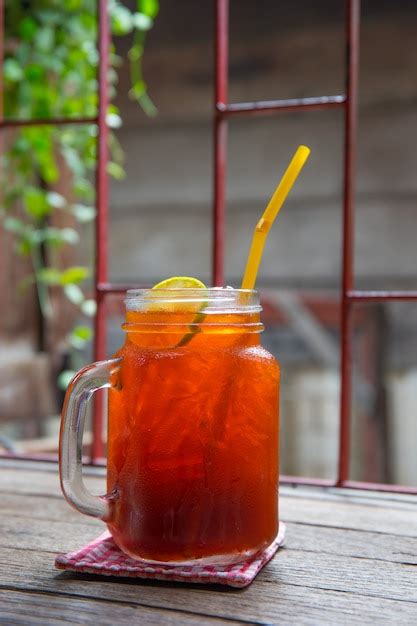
top-left (55, 522), bottom-right (285, 588)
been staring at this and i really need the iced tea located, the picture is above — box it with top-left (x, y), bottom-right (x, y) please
top-left (106, 289), bottom-right (279, 563)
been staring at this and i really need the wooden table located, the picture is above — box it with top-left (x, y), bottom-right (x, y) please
top-left (1, 460), bottom-right (416, 625)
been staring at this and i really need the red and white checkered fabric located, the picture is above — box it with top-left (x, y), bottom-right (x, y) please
top-left (55, 522), bottom-right (285, 588)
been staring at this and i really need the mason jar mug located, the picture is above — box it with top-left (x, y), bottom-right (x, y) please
top-left (60, 288), bottom-right (280, 565)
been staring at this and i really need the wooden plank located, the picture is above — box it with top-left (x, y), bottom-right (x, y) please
top-left (1, 506), bottom-right (417, 606)
top-left (0, 461), bottom-right (105, 498)
top-left (286, 522), bottom-right (417, 565)
top-left (262, 549), bottom-right (417, 602)
top-left (1, 462), bottom-right (417, 537)
top-left (0, 514), bottom-right (101, 554)
top-left (1, 505), bottom-right (417, 567)
top-left (0, 590), bottom-right (241, 626)
top-left (2, 465), bottom-right (416, 539)
top-left (0, 461), bottom-right (411, 506)
top-left (0, 492), bottom-right (101, 527)
top-left (0, 548), bottom-right (416, 625)
top-left (1, 463), bottom-right (417, 624)
top-left (281, 493), bottom-right (417, 538)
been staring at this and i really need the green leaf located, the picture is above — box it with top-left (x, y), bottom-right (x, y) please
top-left (81, 299), bottom-right (97, 317)
top-left (15, 228), bottom-right (44, 255)
top-left (135, 91), bottom-right (158, 117)
top-left (81, 40), bottom-right (99, 65)
top-left (111, 5), bottom-right (134, 35)
top-left (43, 227), bottom-right (79, 247)
top-left (73, 179), bottom-right (94, 202)
top-left (37, 8), bottom-right (60, 26)
top-left (67, 0), bottom-right (83, 10)
top-left (129, 80), bottom-right (146, 99)
top-left (19, 17), bottom-right (37, 41)
top-left (72, 325), bottom-right (92, 341)
top-left (58, 370), bottom-right (76, 390)
top-left (24, 125), bottom-right (59, 184)
top-left (23, 188), bottom-right (50, 219)
top-left (128, 43), bottom-right (143, 62)
top-left (47, 192), bottom-right (66, 209)
top-left (16, 240), bottom-right (32, 256)
top-left (69, 335), bottom-right (87, 349)
top-left (107, 162), bottom-right (126, 180)
top-left (62, 228), bottom-right (80, 244)
top-left (3, 58), bottom-right (24, 82)
top-left (11, 135), bottom-right (30, 155)
top-left (25, 64), bottom-right (46, 82)
top-left (132, 13), bottom-right (153, 30)
top-left (60, 266), bottom-right (89, 285)
top-left (106, 112), bottom-right (122, 128)
top-left (3, 217), bottom-right (24, 234)
top-left (39, 157), bottom-right (59, 184)
top-left (139, 0), bottom-right (159, 19)
top-left (61, 146), bottom-right (86, 178)
top-left (69, 324), bottom-right (93, 349)
top-left (35, 26), bottom-right (55, 53)
top-left (72, 203), bottom-right (96, 223)
top-left (42, 55), bottom-right (64, 73)
top-left (64, 283), bottom-right (84, 305)
top-left (36, 268), bottom-right (62, 285)
top-left (29, 230), bottom-right (45, 245)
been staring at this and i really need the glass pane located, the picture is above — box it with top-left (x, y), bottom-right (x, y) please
top-left (355, 1), bottom-right (417, 290)
top-left (225, 111), bottom-right (343, 287)
top-left (106, 295), bottom-right (125, 359)
top-left (114, 1), bottom-right (212, 124)
top-left (261, 288), bottom-right (340, 480)
top-left (350, 302), bottom-right (417, 488)
top-left (229, 0), bottom-right (344, 103)
top-left (110, 1), bottom-right (213, 284)
top-left (0, 121), bottom-right (96, 461)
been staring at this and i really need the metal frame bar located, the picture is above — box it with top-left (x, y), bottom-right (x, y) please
top-left (347, 290), bottom-right (417, 302)
top-left (338, 0), bottom-right (360, 487)
top-left (212, 0), bottom-right (229, 286)
top-left (1, 0), bottom-right (417, 494)
top-left (91, 0), bottom-right (110, 462)
top-left (217, 95), bottom-right (346, 117)
top-left (0, 117), bottom-right (98, 128)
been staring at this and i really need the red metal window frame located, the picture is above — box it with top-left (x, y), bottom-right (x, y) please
top-left (1, 0), bottom-right (417, 494)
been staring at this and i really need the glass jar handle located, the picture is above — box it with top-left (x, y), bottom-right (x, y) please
top-left (59, 357), bottom-right (122, 521)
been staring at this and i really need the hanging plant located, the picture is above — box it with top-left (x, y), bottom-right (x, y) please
top-left (1, 0), bottom-right (159, 389)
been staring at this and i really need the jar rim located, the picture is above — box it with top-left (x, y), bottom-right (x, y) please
top-left (124, 287), bottom-right (261, 314)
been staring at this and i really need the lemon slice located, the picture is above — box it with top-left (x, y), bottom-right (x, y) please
top-left (150, 277), bottom-right (207, 345)
top-left (152, 276), bottom-right (206, 290)
top-left (149, 276), bottom-right (207, 314)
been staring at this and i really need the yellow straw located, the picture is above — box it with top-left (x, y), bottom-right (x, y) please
top-left (241, 145), bottom-right (311, 289)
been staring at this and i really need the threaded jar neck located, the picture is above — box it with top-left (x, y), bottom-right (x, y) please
top-left (122, 288), bottom-right (264, 336)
